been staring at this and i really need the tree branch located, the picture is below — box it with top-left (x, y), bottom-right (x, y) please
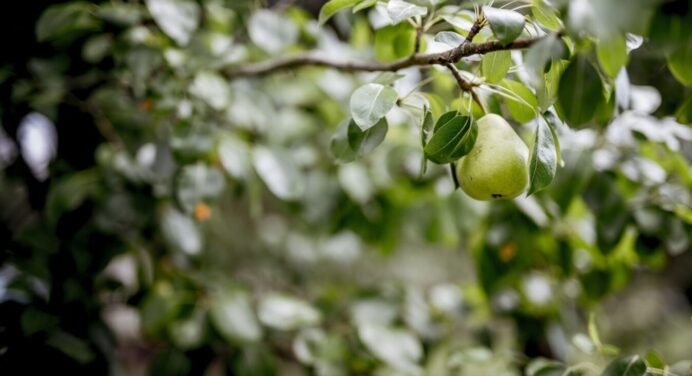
top-left (224, 37), bottom-right (542, 78)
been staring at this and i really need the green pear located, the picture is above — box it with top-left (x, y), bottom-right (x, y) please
top-left (456, 114), bottom-right (529, 200)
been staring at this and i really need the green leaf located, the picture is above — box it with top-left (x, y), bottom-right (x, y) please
top-left (597, 35), bottom-right (628, 78)
top-left (248, 9), bottom-right (298, 54)
top-left (667, 47), bottom-right (692, 86)
top-left (252, 146), bottom-right (305, 200)
top-left (373, 72), bottom-right (405, 85)
top-left (160, 206), bottom-right (202, 256)
top-left (348, 117), bottom-right (388, 156)
top-left (319, 0), bottom-right (361, 25)
top-left (482, 6), bottom-right (525, 45)
top-left (542, 111), bottom-right (563, 167)
top-left (433, 110), bottom-right (459, 132)
top-left (434, 31), bottom-right (466, 48)
top-left (424, 114), bottom-right (477, 164)
top-left (421, 92), bottom-right (447, 119)
top-left (524, 35), bottom-right (566, 86)
top-left (46, 170), bottom-right (99, 226)
top-left (482, 50), bottom-right (512, 83)
top-left (387, 0), bottom-right (427, 25)
top-left (176, 163), bottom-right (226, 213)
top-left (350, 83), bottom-right (398, 130)
top-left (557, 57), bottom-right (604, 127)
top-left (500, 79), bottom-right (538, 123)
top-left (209, 290), bottom-right (262, 343)
top-left (374, 23), bottom-right (417, 62)
top-left (353, 0), bottom-right (377, 13)
top-left (526, 358), bottom-right (570, 376)
top-left (602, 355), bottom-right (647, 376)
top-left (420, 107), bottom-right (434, 147)
top-left (36, 2), bottom-right (99, 42)
top-left (330, 121), bottom-right (358, 163)
top-left (527, 118), bottom-right (557, 195)
top-left (532, 1), bottom-right (562, 31)
top-left (676, 94), bottom-right (692, 124)
top-left (644, 351), bottom-right (665, 370)
top-left (146, 0), bottom-right (200, 46)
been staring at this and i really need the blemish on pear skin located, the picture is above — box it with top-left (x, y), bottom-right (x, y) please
top-left (492, 193), bottom-right (503, 199)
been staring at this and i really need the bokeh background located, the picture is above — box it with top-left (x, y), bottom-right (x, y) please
top-left (0, 0), bottom-right (690, 374)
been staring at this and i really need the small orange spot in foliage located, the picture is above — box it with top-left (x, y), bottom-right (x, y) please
top-left (499, 243), bottom-right (516, 262)
top-left (195, 202), bottom-right (211, 221)
top-left (141, 98), bottom-right (153, 111)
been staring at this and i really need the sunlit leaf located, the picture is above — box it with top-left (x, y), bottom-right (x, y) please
top-left (146, 0), bottom-right (200, 45)
top-left (500, 79), bottom-right (538, 123)
top-left (481, 50), bottom-right (512, 83)
top-left (349, 83), bottom-right (398, 131)
top-left (597, 34), bottom-right (628, 78)
top-left (667, 47), bottom-right (692, 86)
top-left (387, 0), bottom-right (427, 25)
top-left (252, 146), bottom-right (304, 200)
top-left (318, 0), bottom-right (361, 24)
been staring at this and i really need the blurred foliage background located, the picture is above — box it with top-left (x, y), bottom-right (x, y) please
top-left (0, 0), bottom-right (691, 375)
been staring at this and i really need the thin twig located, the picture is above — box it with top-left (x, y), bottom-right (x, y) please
top-left (224, 37), bottom-right (542, 78)
top-left (445, 63), bottom-right (488, 114)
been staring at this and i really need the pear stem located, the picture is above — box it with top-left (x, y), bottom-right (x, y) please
top-left (444, 63), bottom-right (488, 115)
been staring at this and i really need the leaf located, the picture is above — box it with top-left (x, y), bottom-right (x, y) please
top-left (350, 83), bottom-right (398, 130)
top-left (675, 94), bottom-right (692, 124)
top-left (330, 121), bottom-right (358, 163)
top-left (374, 23), bottom-right (417, 62)
top-left (420, 107), bottom-right (434, 147)
top-left (482, 6), bottom-right (525, 45)
top-left (524, 35), bottom-right (566, 86)
top-left (176, 163), bottom-right (225, 213)
top-left (160, 206), bottom-right (202, 256)
top-left (433, 110), bottom-right (459, 132)
top-left (424, 113), bottom-right (477, 164)
top-left (421, 92), bottom-right (446, 120)
top-left (542, 111), bottom-right (563, 167)
top-left (500, 79), bottom-right (538, 123)
top-left (46, 170), bottom-right (99, 226)
top-left (644, 351), bottom-right (665, 370)
top-left (557, 57), bottom-right (604, 127)
top-left (387, 0), bottom-right (427, 25)
top-left (527, 118), bottom-right (557, 196)
top-left (252, 146), bottom-right (304, 200)
top-left (145, 0), bottom-right (200, 46)
top-left (318, 0), bottom-right (362, 24)
top-left (597, 35), bottom-right (628, 78)
top-left (434, 31), bottom-right (465, 48)
top-left (353, 0), bottom-right (377, 13)
top-left (348, 118), bottom-right (388, 156)
top-left (209, 290), bottom-right (262, 343)
top-left (481, 50), bottom-right (512, 83)
top-left (248, 10), bottom-right (298, 54)
top-left (358, 324), bottom-right (422, 372)
top-left (189, 72), bottom-right (231, 110)
top-left (36, 2), bottom-right (99, 42)
top-left (532, 1), bottom-right (562, 31)
top-left (258, 294), bottom-right (321, 331)
top-left (602, 355), bottom-right (647, 376)
top-left (526, 358), bottom-right (570, 376)
top-left (667, 47), bottom-right (692, 86)
top-left (372, 72), bottom-right (405, 85)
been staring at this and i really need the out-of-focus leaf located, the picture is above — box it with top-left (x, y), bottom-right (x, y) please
top-left (597, 35), bottom-right (628, 78)
top-left (532, 1), bottom-right (562, 30)
top-left (319, 0), bottom-right (361, 25)
top-left (602, 355), bottom-right (647, 376)
top-left (248, 9), bottom-right (298, 54)
top-left (358, 324), bottom-right (422, 373)
top-left (349, 83), bottom-right (398, 130)
top-left (160, 206), bottom-right (202, 255)
top-left (189, 71), bottom-right (231, 110)
top-left (258, 294), bottom-right (321, 331)
top-left (667, 47), bottom-right (692, 86)
top-left (209, 290), bottom-right (262, 343)
top-left (644, 351), bottom-right (666, 371)
top-left (146, 0), bottom-right (200, 46)
top-left (526, 358), bottom-right (570, 376)
top-left (176, 163), bottom-right (225, 213)
top-left (46, 170), bottom-right (99, 226)
top-left (46, 331), bottom-right (95, 364)
top-left (36, 2), bottom-right (99, 42)
top-left (374, 23), bottom-right (416, 62)
top-left (252, 146), bottom-right (304, 200)
top-left (387, 0), bottom-right (427, 25)
top-left (557, 57), bottom-right (604, 127)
